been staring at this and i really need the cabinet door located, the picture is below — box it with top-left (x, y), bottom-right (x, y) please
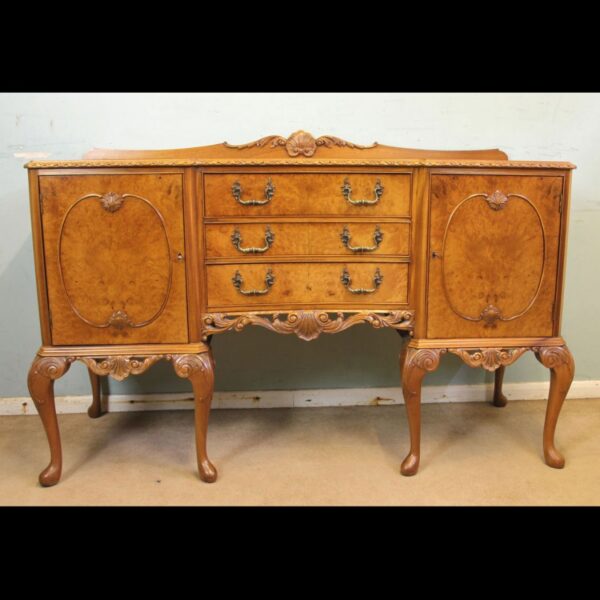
top-left (427, 173), bottom-right (564, 339)
top-left (39, 173), bottom-right (188, 345)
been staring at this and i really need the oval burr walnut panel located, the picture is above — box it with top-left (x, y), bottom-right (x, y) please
top-left (206, 262), bottom-right (409, 310)
top-left (442, 193), bottom-right (545, 320)
top-left (204, 221), bottom-right (410, 258)
top-left (427, 173), bottom-right (564, 338)
top-left (39, 173), bottom-right (188, 345)
top-left (203, 173), bottom-right (411, 217)
top-left (59, 194), bottom-right (172, 328)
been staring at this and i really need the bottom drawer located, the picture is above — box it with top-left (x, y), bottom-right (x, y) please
top-left (206, 262), bottom-right (409, 309)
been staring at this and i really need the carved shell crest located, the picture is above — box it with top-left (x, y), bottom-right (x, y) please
top-left (285, 131), bottom-right (317, 157)
top-left (224, 130), bottom-right (377, 157)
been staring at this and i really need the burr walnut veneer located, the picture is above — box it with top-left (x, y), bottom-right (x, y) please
top-left (25, 131), bottom-right (575, 485)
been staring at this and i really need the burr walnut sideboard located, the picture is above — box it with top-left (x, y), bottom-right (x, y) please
top-left (25, 131), bottom-right (575, 486)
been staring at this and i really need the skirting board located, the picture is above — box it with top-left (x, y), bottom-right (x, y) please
top-left (1, 380), bottom-right (599, 416)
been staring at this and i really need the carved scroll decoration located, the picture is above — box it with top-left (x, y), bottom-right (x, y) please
top-left (224, 130), bottom-right (378, 157)
top-left (52, 353), bottom-right (214, 382)
top-left (32, 356), bottom-right (72, 381)
top-left (448, 347), bottom-right (530, 372)
top-left (57, 192), bottom-right (173, 330)
top-left (406, 348), bottom-right (447, 372)
top-left (28, 356), bottom-right (72, 404)
top-left (441, 191), bottom-right (546, 327)
top-left (202, 310), bottom-right (414, 342)
top-left (168, 353), bottom-right (213, 379)
top-left (78, 355), bottom-right (163, 381)
top-left (533, 345), bottom-right (575, 374)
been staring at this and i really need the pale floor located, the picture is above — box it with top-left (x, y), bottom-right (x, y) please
top-left (1, 399), bottom-right (599, 506)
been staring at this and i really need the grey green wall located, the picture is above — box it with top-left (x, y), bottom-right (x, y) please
top-left (1, 93), bottom-right (598, 398)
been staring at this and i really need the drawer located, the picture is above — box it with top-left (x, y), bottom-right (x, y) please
top-left (203, 173), bottom-right (411, 217)
top-left (204, 222), bottom-right (410, 258)
top-left (206, 262), bottom-right (409, 309)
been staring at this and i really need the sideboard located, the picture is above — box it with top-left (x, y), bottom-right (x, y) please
top-left (25, 131), bottom-right (575, 485)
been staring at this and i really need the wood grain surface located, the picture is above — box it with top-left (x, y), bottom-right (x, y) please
top-left (204, 173), bottom-right (411, 217)
top-left (40, 173), bottom-right (188, 344)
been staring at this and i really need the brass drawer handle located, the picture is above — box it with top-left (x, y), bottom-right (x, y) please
top-left (341, 178), bottom-right (384, 206)
top-left (340, 267), bottom-right (383, 294)
top-left (231, 225), bottom-right (274, 254)
top-left (232, 269), bottom-right (275, 295)
top-left (340, 225), bottom-right (383, 253)
top-left (232, 178), bottom-right (275, 206)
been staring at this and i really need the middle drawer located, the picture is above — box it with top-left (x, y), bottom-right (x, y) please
top-left (205, 221), bottom-right (410, 258)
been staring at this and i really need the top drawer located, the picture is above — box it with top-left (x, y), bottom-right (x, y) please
top-left (203, 173), bottom-right (411, 217)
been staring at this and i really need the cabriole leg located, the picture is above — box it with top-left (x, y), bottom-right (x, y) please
top-left (87, 369), bottom-right (104, 418)
top-left (534, 345), bottom-right (575, 469)
top-left (27, 355), bottom-right (71, 486)
top-left (170, 352), bottom-right (217, 483)
top-left (493, 365), bottom-right (507, 407)
top-left (400, 347), bottom-right (444, 476)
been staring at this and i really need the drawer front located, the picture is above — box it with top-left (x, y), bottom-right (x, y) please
top-left (206, 262), bottom-right (408, 309)
top-left (205, 222), bottom-right (410, 258)
top-left (204, 173), bottom-right (411, 217)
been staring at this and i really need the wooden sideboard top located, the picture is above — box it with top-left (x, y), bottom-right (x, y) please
top-left (24, 158), bottom-right (576, 169)
top-left (23, 130), bottom-right (576, 169)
